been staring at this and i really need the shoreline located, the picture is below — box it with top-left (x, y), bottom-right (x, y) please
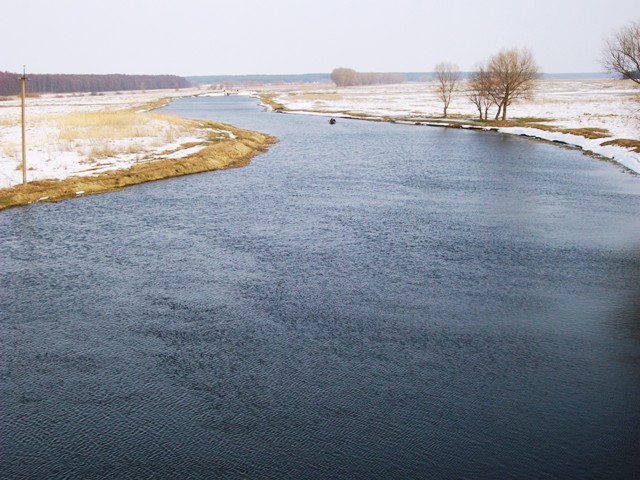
top-left (2, 81), bottom-right (637, 210)
top-left (255, 80), bottom-right (640, 175)
top-left (290, 108), bottom-right (640, 174)
top-left (0, 88), bottom-right (278, 210)
top-left (0, 120), bottom-right (277, 210)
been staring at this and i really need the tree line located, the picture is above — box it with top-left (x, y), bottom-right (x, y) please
top-left (331, 68), bottom-right (406, 87)
top-left (0, 72), bottom-right (191, 96)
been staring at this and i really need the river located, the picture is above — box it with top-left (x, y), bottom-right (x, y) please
top-left (1, 95), bottom-right (639, 479)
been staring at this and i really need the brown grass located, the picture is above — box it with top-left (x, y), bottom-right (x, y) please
top-left (54, 109), bottom-right (192, 142)
top-left (556, 127), bottom-right (611, 139)
top-left (258, 94), bottom-right (287, 112)
top-left (0, 115), bottom-right (19, 127)
top-left (0, 121), bottom-right (277, 210)
top-left (135, 97), bottom-right (174, 112)
top-left (511, 117), bottom-right (555, 123)
top-left (478, 119), bottom-right (612, 139)
top-left (601, 138), bottom-right (640, 152)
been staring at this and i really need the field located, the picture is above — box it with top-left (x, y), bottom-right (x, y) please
top-left (1, 79), bottom-right (638, 201)
top-left (256, 79), bottom-right (640, 173)
top-left (0, 88), bottom-right (277, 208)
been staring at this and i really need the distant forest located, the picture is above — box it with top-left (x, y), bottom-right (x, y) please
top-left (187, 72), bottom-right (615, 87)
top-left (188, 73), bottom-right (332, 85)
top-left (0, 72), bottom-right (191, 96)
top-left (1, 71), bottom-right (613, 96)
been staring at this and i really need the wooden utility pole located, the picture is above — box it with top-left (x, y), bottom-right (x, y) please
top-left (20, 66), bottom-right (28, 185)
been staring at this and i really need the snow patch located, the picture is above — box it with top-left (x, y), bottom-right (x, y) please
top-left (259, 79), bottom-right (640, 175)
top-left (0, 88), bottom-right (208, 189)
top-left (162, 144), bottom-right (207, 160)
top-left (498, 127), bottom-right (640, 174)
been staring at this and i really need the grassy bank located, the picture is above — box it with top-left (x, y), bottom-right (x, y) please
top-left (258, 93), bottom-right (640, 157)
top-left (0, 121), bottom-right (277, 210)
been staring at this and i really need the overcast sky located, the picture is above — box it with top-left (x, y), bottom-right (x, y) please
top-left (2, 0), bottom-right (638, 76)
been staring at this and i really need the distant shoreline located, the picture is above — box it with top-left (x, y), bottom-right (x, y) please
top-left (255, 80), bottom-right (640, 175)
top-left (187, 72), bottom-right (618, 86)
top-left (265, 105), bottom-right (640, 174)
top-left (2, 80), bottom-right (637, 210)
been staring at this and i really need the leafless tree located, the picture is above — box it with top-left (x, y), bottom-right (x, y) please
top-left (602, 19), bottom-right (640, 85)
top-left (434, 62), bottom-right (460, 118)
top-left (467, 64), bottom-right (495, 121)
top-left (331, 68), bottom-right (359, 87)
top-left (487, 48), bottom-right (539, 121)
top-left (331, 68), bottom-right (406, 87)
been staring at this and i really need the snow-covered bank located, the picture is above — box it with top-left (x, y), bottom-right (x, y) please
top-left (2, 80), bottom-right (638, 192)
top-left (258, 80), bottom-right (640, 174)
top-left (0, 88), bottom-right (206, 189)
top-left (496, 127), bottom-right (640, 174)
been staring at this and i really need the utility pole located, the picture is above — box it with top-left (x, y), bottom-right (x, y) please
top-left (20, 66), bottom-right (28, 185)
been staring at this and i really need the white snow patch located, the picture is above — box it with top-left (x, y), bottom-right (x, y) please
top-left (162, 144), bottom-right (207, 160)
top-left (257, 79), bottom-right (640, 174)
top-left (499, 127), bottom-right (640, 174)
top-left (0, 88), bottom-right (210, 189)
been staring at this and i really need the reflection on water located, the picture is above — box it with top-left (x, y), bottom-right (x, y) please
top-left (1, 96), bottom-right (640, 479)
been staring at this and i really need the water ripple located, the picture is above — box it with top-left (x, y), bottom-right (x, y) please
top-left (2, 96), bottom-right (639, 479)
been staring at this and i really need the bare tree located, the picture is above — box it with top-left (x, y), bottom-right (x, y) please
top-left (331, 68), bottom-right (406, 87)
top-left (434, 62), bottom-right (460, 118)
top-left (602, 19), bottom-right (640, 85)
top-left (467, 64), bottom-right (495, 120)
top-left (487, 48), bottom-right (539, 121)
top-left (331, 68), bottom-right (359, 87)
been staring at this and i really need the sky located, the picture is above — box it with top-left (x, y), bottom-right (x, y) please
top-left (1, 0), bottom-right (638, 76)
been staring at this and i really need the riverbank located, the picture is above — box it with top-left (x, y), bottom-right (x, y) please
top-left (0, 121), bottom-right (276, 210)
top-left (254, 80), bottom-right (640, 174)
top-left (2, 80), bottom-right (637, 210)
top-left (0, 89), bottom-right (277, 210)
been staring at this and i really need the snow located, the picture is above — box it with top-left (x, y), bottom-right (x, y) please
top-left (2, 80), bottom-right (638, 191)
top-left (496, 126), bottom-right (640, 174)
top-left (0, 88), bottom-right (205, 189)
top-left (161, 144), bottom-right (207, 159)
top-left (257, 79), bottom-right (640, 174)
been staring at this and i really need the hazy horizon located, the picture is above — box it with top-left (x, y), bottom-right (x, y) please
top-left (0, 70), bottom-right (620, 77)
top-left (2, 0), bottom-right (638, 76)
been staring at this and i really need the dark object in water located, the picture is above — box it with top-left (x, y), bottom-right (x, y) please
top-left (329, 118), bottom-right (336, 125)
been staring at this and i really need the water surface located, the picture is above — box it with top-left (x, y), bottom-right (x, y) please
top-left (2, 96), bottom-right (640, 479)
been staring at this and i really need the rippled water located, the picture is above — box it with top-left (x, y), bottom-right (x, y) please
top-left (2, 96), bottom-right (640, 479)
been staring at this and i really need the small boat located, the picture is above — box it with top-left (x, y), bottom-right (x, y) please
top-left (329, 118), bottom-right (336, 125)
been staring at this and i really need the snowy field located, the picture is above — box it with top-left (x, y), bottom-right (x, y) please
top-left (259, 79), bottom-right (640, 174)
top-left (0, 88), bottom-right (214, 189)
top-left (1, 80), bottom-right (639, 191)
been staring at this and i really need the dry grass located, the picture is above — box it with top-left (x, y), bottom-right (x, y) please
top-left (554, 127), bottom-right (611, 139)
top-left (601, 138), bottom-right (640, 152)
top-left (1, 141), bottom-right (19, 157)
top-left (287, 92), bottom-right (343, 102)
top-left (54, 110), bottom-right (192, 142)
top-left (511, 117), bottom-right (555, 123)
top-left (258, 94), bottom-right (287, 111)
top-left (479, 119), bottom-right (612, 139)
top-left (0, 121), bottom-right (277, 210)
top-left (0, 115), bottom-right (19, 127)
top-left (134, 97), bottom-right (174, 112)
top-left (22, 108), bottom-right (203, 163)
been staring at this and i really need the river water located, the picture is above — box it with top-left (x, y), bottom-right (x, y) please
top-left (2, 96), bottom-right (640, 479)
